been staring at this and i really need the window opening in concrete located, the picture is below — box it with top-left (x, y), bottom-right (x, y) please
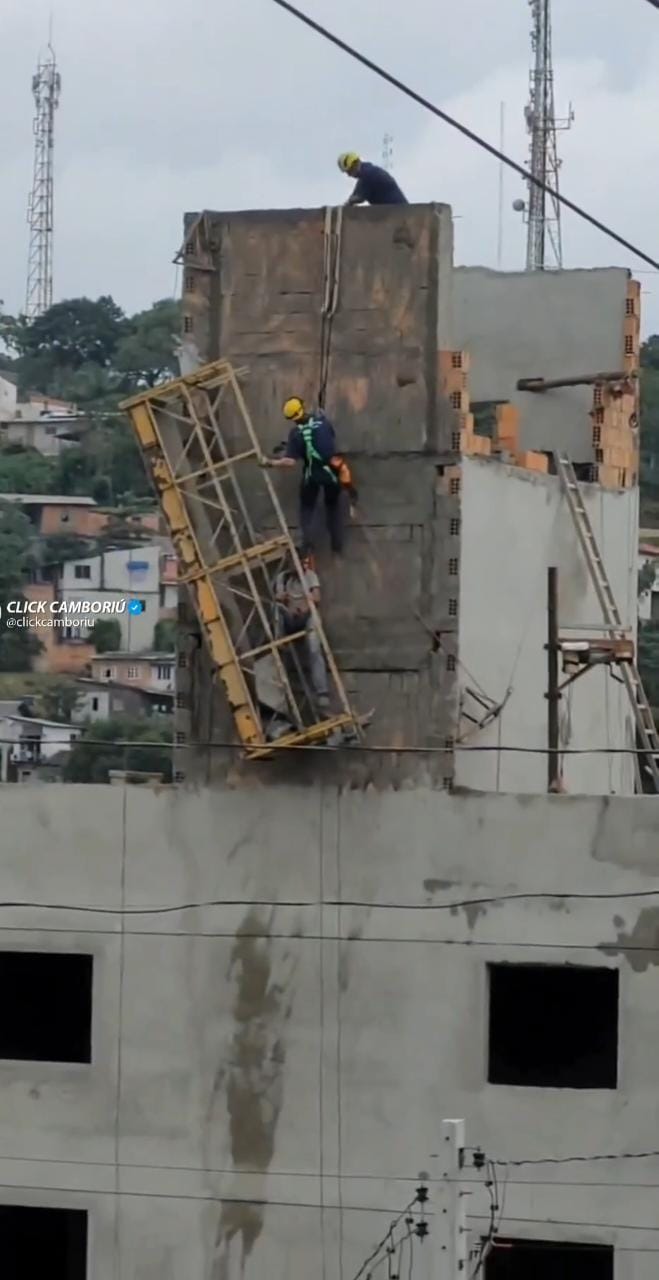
top-left (450, 517), bottom-right (460, 536)
top-left (450, 477), bottom-right (460, 495)
top-left (448, 558), bottom-right (458, 575)
top-left (0, 1205), bottom-right (88, 1279)
top-left (488, 964), bottom-right (618, 1088)
top-left (448, 598), bottom-right (458, 617)
top-left (485, 1237), bottom-right (613, 1279)
top-left (0, 952), bottom-right (92, 1063)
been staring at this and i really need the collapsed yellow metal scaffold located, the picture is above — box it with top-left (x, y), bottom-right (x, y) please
top-left (121, 359), bottom-right (362, 759)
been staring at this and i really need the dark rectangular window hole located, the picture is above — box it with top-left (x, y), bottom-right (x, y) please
top-left (488, 964), bottom-right (618, 1089)
top-left (0, 1205), bottom-right (88, 1279)
top-left (0, 952), bottom-right (92, 1064)
top-left (486, 1237), bottom-right (613, 1280)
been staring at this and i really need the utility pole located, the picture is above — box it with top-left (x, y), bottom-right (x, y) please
top-left (26, 39), bottom-right (61, 319)
top-left (546, 566), bottom-right (561, 792)
top-left (433, 1119), bottom-right (468, 1279)
top-left (519, 0), bottom-right (573, 271)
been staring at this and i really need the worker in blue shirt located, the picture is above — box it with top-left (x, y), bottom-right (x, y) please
top-left (261, 397), bottom-right (344, 554)
top-left (338, 152), bottom-right (408, 206)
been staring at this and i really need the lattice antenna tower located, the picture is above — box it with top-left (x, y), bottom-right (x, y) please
top-left (26, 40), bottom-right (61, 319)
top-left (382, 132), bottom-right (394, 172)
top-left (523, 0), bottom-right (573, 271)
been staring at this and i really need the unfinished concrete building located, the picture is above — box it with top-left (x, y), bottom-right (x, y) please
top-left (170, 204), bottom-right (643, 795)
top-left (0, 204), bottom-right (656, 1280)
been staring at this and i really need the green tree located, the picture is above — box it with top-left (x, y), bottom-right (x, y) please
top-left (0, 501), bottom-right (41, 670)
top-left (153, 618), bottom-right (177, 651)
top-left (114, 299), bottom-right (181, 388)
top-left (639, 623), bottom-right (659, 712)
top-left (63, 715), bottom-right (173, 783)
top-left (0, 447), bottom-right (58, 495)
top-left (39, 678), bottom-right (81, 724)
top-left (40, 533), bottom-right (98, 566)
top-left (2, 297), bottom-right (126, 374)
top-left (92, 618), bottom-right (122, 653)
top-left (1, 296), bottom-right (173, 508)
top-left (640, 340), bottom-right (659, 522)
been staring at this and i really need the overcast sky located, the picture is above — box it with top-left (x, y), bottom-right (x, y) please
top-left (2, 0), bottom-right (659, 329)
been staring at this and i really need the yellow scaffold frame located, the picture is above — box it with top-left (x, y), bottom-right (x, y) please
top-left (121, 359), bottom-right (361, 758)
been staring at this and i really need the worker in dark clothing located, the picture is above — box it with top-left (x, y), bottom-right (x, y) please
top-left (338, 151), bottom-right (408, 206)
top-left (261, 398), bottom-right (344, 554)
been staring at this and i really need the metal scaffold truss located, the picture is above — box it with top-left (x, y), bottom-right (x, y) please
top-left (26, 43), bottom-right (61, 319)
top-left (122, 360), bottom-right (362, 759)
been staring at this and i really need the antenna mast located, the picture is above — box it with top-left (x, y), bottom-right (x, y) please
top-left (523, 0), bottom-right (572, 271)
top-left (26, 41), bottom-right (61, 319)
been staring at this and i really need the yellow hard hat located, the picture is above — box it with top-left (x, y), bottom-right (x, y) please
top-left (338, 151), bottom-right (360, 174)
top-left (283, 396), bottom-right (306, 423)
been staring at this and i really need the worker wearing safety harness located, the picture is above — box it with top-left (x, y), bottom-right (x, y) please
top-left (338, 152), bottom-right (408, 206)
top-left (262, 398), bottom-right (348, 554)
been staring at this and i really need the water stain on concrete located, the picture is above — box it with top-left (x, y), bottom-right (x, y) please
top-left (452, 900), bottom-right (488, 930)
top-left (423, 878), bottom-right (457, 895)
top-left (214, 1204), bottom-right (264, 1280)
top-left (600, 908), bottom-right (659, 973)
top-left (212, 908), bottom-right (294, 1278)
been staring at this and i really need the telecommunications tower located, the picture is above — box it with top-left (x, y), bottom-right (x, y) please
top-left (382, 133), bottom-right (394, 172)
top-left (25, 42), bottom-right (61, 319)
top-left (521, 0), bottom-right (572, 271)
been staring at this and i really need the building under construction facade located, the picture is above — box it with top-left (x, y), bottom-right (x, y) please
top-left (0, 204), bottom-right (656, 1280)
top-left (160, 203), bottom-right (646, 796)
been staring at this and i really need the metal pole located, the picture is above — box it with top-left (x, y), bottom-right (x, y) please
top-left (433, 1119), bottom-right (468, 1279)
top-left (546, 566), bottom-right (561, 791)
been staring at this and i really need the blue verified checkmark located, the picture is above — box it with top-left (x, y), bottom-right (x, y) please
top-left (128, 600), bottom-right (143, 615)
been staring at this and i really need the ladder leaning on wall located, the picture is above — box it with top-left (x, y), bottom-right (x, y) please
top-left (121, 359), bottom-right (363, 760)
top-left (554, 452), bottom-right (659, 793)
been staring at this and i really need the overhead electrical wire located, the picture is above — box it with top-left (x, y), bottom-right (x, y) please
top-left (350, 1194), bottom-right (420, 1280)
top-left (492, 1149), bottom-right (659, 1167)
top-left (4, 884), bottom-right (659, 916)
top-left (469, 1211), bottom-right (659, 1233)
top-left (7, 734), bottom-right (655, 757)
top-left (267, 0), bottom-right (659, 272)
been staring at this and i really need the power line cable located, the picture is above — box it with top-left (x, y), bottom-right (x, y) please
top-left (267, 0), bottom-right (659, 272)
top-left (351, 1196), bottom-right (419, 1280)
top-left (2, 919), bottom-right (659, 960)
top-left (5, 884), bottom-right (659, 917)
top-left (492, 1149), bottom-right (659, 1167)
top-left (1, 732), bottom-right (655, 757)
top-left (469, 1211), bottom-right (659, 1233)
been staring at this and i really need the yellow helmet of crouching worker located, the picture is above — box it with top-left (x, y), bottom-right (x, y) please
top-left (338, 152), bottom-right (360, 175)
top-left (282, 396), bottom-right (307, 423)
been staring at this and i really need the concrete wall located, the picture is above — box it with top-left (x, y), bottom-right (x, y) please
top-left (171, 212), bottom-right (641, 794)
top-left (0, 374), bottom-right (17, 420)
top-left (177, 205), bottom-right (459, 787)
top-left (456, 458), bottom-right (639, 795)
top-left (0, 784), bottom-right (657, 1278)
top-left (454, 266), bottom-right (630, 457)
